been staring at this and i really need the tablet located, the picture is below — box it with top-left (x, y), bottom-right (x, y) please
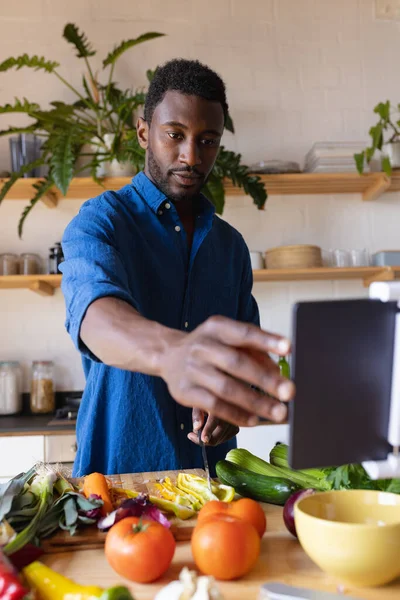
top-left (289, 298), bottom-right (397, 470)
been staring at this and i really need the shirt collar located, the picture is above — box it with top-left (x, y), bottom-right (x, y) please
top-left (132, 171), bottom-right (216, 220)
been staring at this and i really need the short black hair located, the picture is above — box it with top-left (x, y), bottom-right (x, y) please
top-left (144, 58), bottom-right (229, 125)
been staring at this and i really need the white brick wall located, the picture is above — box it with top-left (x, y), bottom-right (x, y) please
top-left (0, 0), bottom-right (399, 455)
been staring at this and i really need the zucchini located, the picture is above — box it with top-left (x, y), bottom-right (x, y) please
top-left (216, 460), bottom-right (299, 506)
top-left (227, 447), bottom-right (331, 492)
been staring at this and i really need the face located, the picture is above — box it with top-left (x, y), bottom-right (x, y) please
top-left (137, 90), bottom-right (224, 202)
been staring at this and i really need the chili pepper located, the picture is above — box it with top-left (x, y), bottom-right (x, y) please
top-left (22, 561), bottom-right (135, 600)
top-left (0, 549), bottom-right (30, 600)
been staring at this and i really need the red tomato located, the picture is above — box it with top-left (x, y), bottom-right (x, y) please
top-left (198, 498), bottom-right (267, 538)
top-left (191, 514), bottom-right (260, 580)
top-left (105, 517), bottom-right (175, 583)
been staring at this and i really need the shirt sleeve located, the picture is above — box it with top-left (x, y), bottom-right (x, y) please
top-left (237, 245), bottom-right (260, 327)
top-left (59, 194), bottom-right (139, 361)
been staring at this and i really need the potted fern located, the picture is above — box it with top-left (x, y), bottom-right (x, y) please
top-left (355, 100), bottom-right (400, 176)
top-left (0, 24), bottom-right (267, 237)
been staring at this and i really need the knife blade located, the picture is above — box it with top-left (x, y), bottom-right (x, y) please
top-left (198, 428), bottom-right (212, 494)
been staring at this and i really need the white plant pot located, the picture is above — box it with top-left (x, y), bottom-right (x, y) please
top-left (385, 142), bottom-right (400, 169)
top-left (100, 133), bottom-right (136, 178)
top-left (75, 134), bottom-right (136, 178)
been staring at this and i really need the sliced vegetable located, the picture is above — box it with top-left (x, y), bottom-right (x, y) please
top-left (176, 473), bottom-right (235, 506)
top-left (283, 489), bottom-right (315, 538)
top-left (83, 472), bottom-right (113, 516)
top-left (23, 560), bottom-right (136, 600)
top-left (154, 477), bottom-right (202, 510)
top-left (105, 517), bottom-right (176, 583)
top-left (98, 495), bottom-right (170, 531)
top-left (111, 488), bottom-right (196, 520)
top-left (216, 460), bottom-right (299, 506)
top-left (0, 549), bottom-right (29, 600)
top-left (227, 448), bottom-right (330, 491)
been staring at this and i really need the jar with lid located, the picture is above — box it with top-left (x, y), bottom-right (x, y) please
top-left (30, 361), bottom-right (55, 414)
top-left (0, 361), bottom-right (23, 415)
top-left (20, 253), bottom-right (41, 275)
top-left (0, 253), bottom-right (19, 275)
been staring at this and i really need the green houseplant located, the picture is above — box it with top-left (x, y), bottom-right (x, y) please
top-left (355, 100), bottom-right (400, 176)
top-left (0, 24), bottom-right (267, 237)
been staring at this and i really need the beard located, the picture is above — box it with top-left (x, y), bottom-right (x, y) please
top-left (147, 143), bottom-right (206, 202)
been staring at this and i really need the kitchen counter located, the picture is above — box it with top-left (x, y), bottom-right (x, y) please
top-left (0, 414), bottom-right (75, 436)
top-left (42, 504), bottom-right (400, 600)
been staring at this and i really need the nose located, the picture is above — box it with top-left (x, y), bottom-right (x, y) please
top-left (179, 138), bottom-right (201, 168)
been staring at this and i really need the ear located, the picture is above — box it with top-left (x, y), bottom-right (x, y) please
top-left (136, 117), bottom-right (149, 150)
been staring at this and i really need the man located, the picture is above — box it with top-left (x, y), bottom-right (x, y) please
top-left (60, 59), bottom-right (295, 477)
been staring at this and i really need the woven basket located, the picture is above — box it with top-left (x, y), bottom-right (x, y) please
top-left (265, 244), bottom-right (322, 269)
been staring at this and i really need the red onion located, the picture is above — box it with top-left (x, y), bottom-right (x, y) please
top-left (283, 489), bottom-right (315, 538)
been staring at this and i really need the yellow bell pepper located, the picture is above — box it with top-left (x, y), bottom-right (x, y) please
top-left (23, 561), bottom-right (135, 600)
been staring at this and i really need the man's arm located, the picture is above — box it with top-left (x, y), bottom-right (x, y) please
top-left (81, 296), bottom-right (294, 428)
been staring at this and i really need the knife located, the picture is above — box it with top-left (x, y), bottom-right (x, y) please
top-left (198, 428), bottom-right (212, 494)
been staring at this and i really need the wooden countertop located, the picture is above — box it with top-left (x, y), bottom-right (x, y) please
top-left (42, 504), bottom-right (400, 599)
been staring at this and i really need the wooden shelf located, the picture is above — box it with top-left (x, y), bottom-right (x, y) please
top-left (1, 172), bottom-right (399, 206)
top-left (0, 274), bottom-right (61, 296)
top-left (2, 267), bottom-right (400, 295)
top-left (253, 266), bottom-right (400, 287)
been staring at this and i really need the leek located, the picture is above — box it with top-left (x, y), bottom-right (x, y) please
top-left (4, 469), bottom-right (56, 555)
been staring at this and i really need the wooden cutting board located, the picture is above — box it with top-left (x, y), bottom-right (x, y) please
top-left (41, 469), bottom-right (206, 553)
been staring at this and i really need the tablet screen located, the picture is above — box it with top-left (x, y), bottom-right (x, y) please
top-left (289, 298), bottom-right (397, 470)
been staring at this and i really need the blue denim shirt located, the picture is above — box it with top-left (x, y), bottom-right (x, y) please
top-left (60, 171), bottom-right (260, 476)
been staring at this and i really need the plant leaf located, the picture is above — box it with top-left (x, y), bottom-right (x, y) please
top-left (354, 151), bottom-right (365, 174)
top-left (225, 112), bottom-right (235, 134)
top-left (50, 129), bottom-right (75, 195)
top-left (0, 54), bottom-right (59, 73)
top-left (18, 178), bottom-right (55, 238)
top-left (103, 33), bottom-right (165, 68)
top-left (382, 155), bottom-right (392, 176)
top-left (0, 125), bottom-right (38, 138)
top-left (203, 174), bottom-right (225, 214)
top-left (146, 68), bottom-right (156, 82)
top-left (369, 123), bottom-right (384, 150)
top-left (63, 23), bottom-right (96, 58)
top-left (374, 100), bottom-right (390, 121)
top-left (0, 97), bottom-right (40, 114)
top-left (0, 158), bottom-right (45, 208)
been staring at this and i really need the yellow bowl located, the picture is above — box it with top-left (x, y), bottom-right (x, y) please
top-left (294, 489), bottom-right (400, 588)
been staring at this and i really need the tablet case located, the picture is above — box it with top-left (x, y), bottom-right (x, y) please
top-left (289, 298), bottom-right (397, 470)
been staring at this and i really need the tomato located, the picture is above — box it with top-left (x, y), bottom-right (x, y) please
top-left (105, 517), bottom-right (175, 583)
top-left (191, 514), bottom-right (260, 580)
top-left (198, 498), bottom-right (266, 538)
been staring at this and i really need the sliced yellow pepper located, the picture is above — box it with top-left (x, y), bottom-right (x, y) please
top-left (111, 488), bottom-right (196, 520)
top-left (176, 474), bottom-right (235, 505)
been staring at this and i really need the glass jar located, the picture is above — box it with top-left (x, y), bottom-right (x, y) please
top-left (0, 253), bottom-right (19, 275)
top-left (20, 253), bottom-right (41, 275)
top-left (30, 361), bottom-right (55, 414)
top-left (0, 361), bottom-right (23, 415)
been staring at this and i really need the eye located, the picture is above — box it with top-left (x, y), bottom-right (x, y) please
top-left (168, 132), bottom-right (183, 140)
top-left (201, 138), bottom-right (220, 147)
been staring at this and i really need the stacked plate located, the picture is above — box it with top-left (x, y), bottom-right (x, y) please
top-left (303, 142), bottom-right (368, 173)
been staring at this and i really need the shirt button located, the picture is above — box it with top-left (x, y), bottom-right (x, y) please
top-left (180, 423), bottom-right (185, 430)
top-left (165, 203), bottom-right (171, 209)
top-left (175, 225), bottom-right (181, 232)
top-left (158, 210), bottom-right (163, 215)
top-left (184, 321), bottom-right (189, 328)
